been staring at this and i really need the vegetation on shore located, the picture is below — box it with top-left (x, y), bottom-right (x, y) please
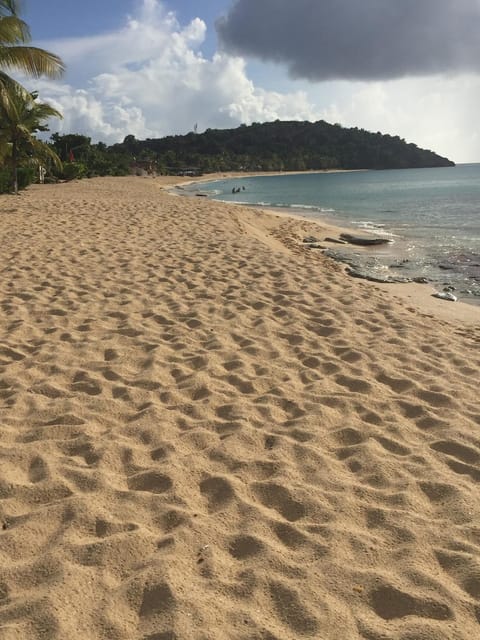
top-left (39, 120), bottom-right (455, 184)
top-left (0, 87), bottom-right (62, 192)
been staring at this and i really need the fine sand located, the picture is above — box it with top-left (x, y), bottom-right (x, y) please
top-left (0, 176), bottom-right (479, 640)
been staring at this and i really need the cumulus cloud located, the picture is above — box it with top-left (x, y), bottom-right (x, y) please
top-left (216, 0), bottom-right (480, 81)
top-left (223, 70), bottom-right (480, 161)
top-left (322, 75), bottom-right (480, 162)
top-left (25, 0), bottom-right (321, 143)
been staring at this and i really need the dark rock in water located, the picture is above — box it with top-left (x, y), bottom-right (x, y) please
top-left (389, 259), bottom-right (409, 268)
top-left (413, 277), bottom-right (430, 284)
top-left (438, 264), bottom-right (454, 270)
top-left (443, 286), bottom-right (456, 292)
top-left (346, 268), bottom-right (411, 284)
top-left (340, 233), bottom-right (391, 246)
top-left (325, 237), bottom-right (348, 244)
top-left (323, 249), bottom-right (354, 265)
top-left (303, 236), bottom-right (319, 243)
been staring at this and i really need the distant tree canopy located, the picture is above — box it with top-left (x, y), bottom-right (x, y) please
top-left (48, 132), bottom-right (132, 179)
top-left (110, 120), bottom-right (454, 173)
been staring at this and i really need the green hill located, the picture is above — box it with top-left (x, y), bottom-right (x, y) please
top-left (113, 120), bottom-right (454, 173)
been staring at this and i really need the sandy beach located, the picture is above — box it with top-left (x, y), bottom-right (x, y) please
top-left (0, 175), bottom-right (479, 639)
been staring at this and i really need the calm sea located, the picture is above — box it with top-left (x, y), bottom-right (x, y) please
top-left (186, 164), bottom-right (480, 303)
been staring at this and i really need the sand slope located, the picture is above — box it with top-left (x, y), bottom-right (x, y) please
top-left (0, 177), bottom-right (479, 639)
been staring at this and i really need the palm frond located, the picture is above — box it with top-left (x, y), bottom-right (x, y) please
top-left (31, 103), bottom-right (62, 122)
top-left (0, 45), bottom-right (64, 78)
top-left (0, 15), bottom-right (31, 43)
top-left (15, 123), bottom-right (30, 135)
top-left (0, 81), bottom-right (62, 134)
top-left (0, 69), bottom-right (27, 103)
top-left (30, 137), bottom-right (63, 170)
top-left (0, 1), bottom-right (20, 18)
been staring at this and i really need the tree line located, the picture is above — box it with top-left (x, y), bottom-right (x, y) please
top-left (40, 119), bottom-right (454, 185)
top-left (124, 121), bottom-right (454, 173)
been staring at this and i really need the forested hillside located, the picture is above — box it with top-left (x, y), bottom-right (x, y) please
top-left (45, 121), bottom-right (454, 183)
top-left (112, 120), bottom-right (454, 172)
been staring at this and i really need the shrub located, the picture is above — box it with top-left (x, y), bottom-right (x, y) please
top-left (18, 167), bottom-right (35, 190)
top-left (0, 167), bottom-right (35, 193)
top-left (0, 168), bottom-right (10, 193)
top-left (61, 162), bottom-right (87, 181)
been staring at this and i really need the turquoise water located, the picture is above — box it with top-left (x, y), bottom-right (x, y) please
top-left (187, 165), bottom-right (480, 301)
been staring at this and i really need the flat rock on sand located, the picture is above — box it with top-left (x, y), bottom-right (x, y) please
top-left (0, 176), bottom-right (479, 639)
top-left (340, 232), bottom-right (392, 246)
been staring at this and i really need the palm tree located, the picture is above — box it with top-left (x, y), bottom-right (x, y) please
top-left (0, 85), bottom-right (62, 192)
top-left (0, 0), bottom-right (64, 94)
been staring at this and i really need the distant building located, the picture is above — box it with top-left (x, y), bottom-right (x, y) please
top-left (165, 167), bottom-right (203, 177)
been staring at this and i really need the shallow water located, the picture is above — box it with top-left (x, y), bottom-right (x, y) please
top-left (188, 165), bottom-right (480, 302)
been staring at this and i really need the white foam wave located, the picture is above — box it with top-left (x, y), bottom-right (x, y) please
top-left (263, 203), bottom-right (336, 213)
top-left (353, 221), bottom-right (398, 238)
top-left (290, 203), bottom-right (330, 211)
top-left (216, 198), bottom-right (256, 206)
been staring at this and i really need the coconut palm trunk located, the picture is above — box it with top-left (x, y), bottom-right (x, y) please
top-left (11, 133), bottom-right (17, 192)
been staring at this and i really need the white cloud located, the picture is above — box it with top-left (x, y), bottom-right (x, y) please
top-left (26, 0), bottom-right (321, 144)
top-left (318, 75), bottom-right (480, 162)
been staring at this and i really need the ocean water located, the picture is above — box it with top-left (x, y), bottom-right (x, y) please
top-left (186, 165), bottom-right (480, 302)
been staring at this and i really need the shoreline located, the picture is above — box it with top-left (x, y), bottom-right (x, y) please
top-left (169, 167), bottom-right (366, 192)
top-left (165, 173), bottom-right (480, 325)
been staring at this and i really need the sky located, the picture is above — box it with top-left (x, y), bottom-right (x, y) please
top-left (16, 0), bottom-right (480, 162)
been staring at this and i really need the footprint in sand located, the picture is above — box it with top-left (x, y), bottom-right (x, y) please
top-left (200, 476), bottom-right (235, 512)
top-left (335, 374), bottom-right (372, 394)
top-left (253, 482), bottom-right (306, 522)
top-left (95, 519), bottom-right (137, 538)
top-left (104, 348), bottom-right (118, 361)
top-left (431, 440), bottom-right (480, 465)
top-left (369, 584), bottom-right (452, 621)
top-left (269, 581), bottom-right (319, 635)
top-left (139, 582), bottom-right (176, 618)
top-left (228, 535), bottom-right (264, 560)
top-left (28, 456), bottom-right (48, 483)
top-left (71, 371), bottom-right (102, 396)
top-left (128, 471), bottom-right (173, 494)
top-left (272, 521), bottom-right (307, 550)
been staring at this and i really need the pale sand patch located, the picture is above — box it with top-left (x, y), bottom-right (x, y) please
top-left (0, 176), bottom-right (479, 639)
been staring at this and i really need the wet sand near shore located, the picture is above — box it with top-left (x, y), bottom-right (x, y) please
top-left (0, 176), bottom-right (479, 639)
